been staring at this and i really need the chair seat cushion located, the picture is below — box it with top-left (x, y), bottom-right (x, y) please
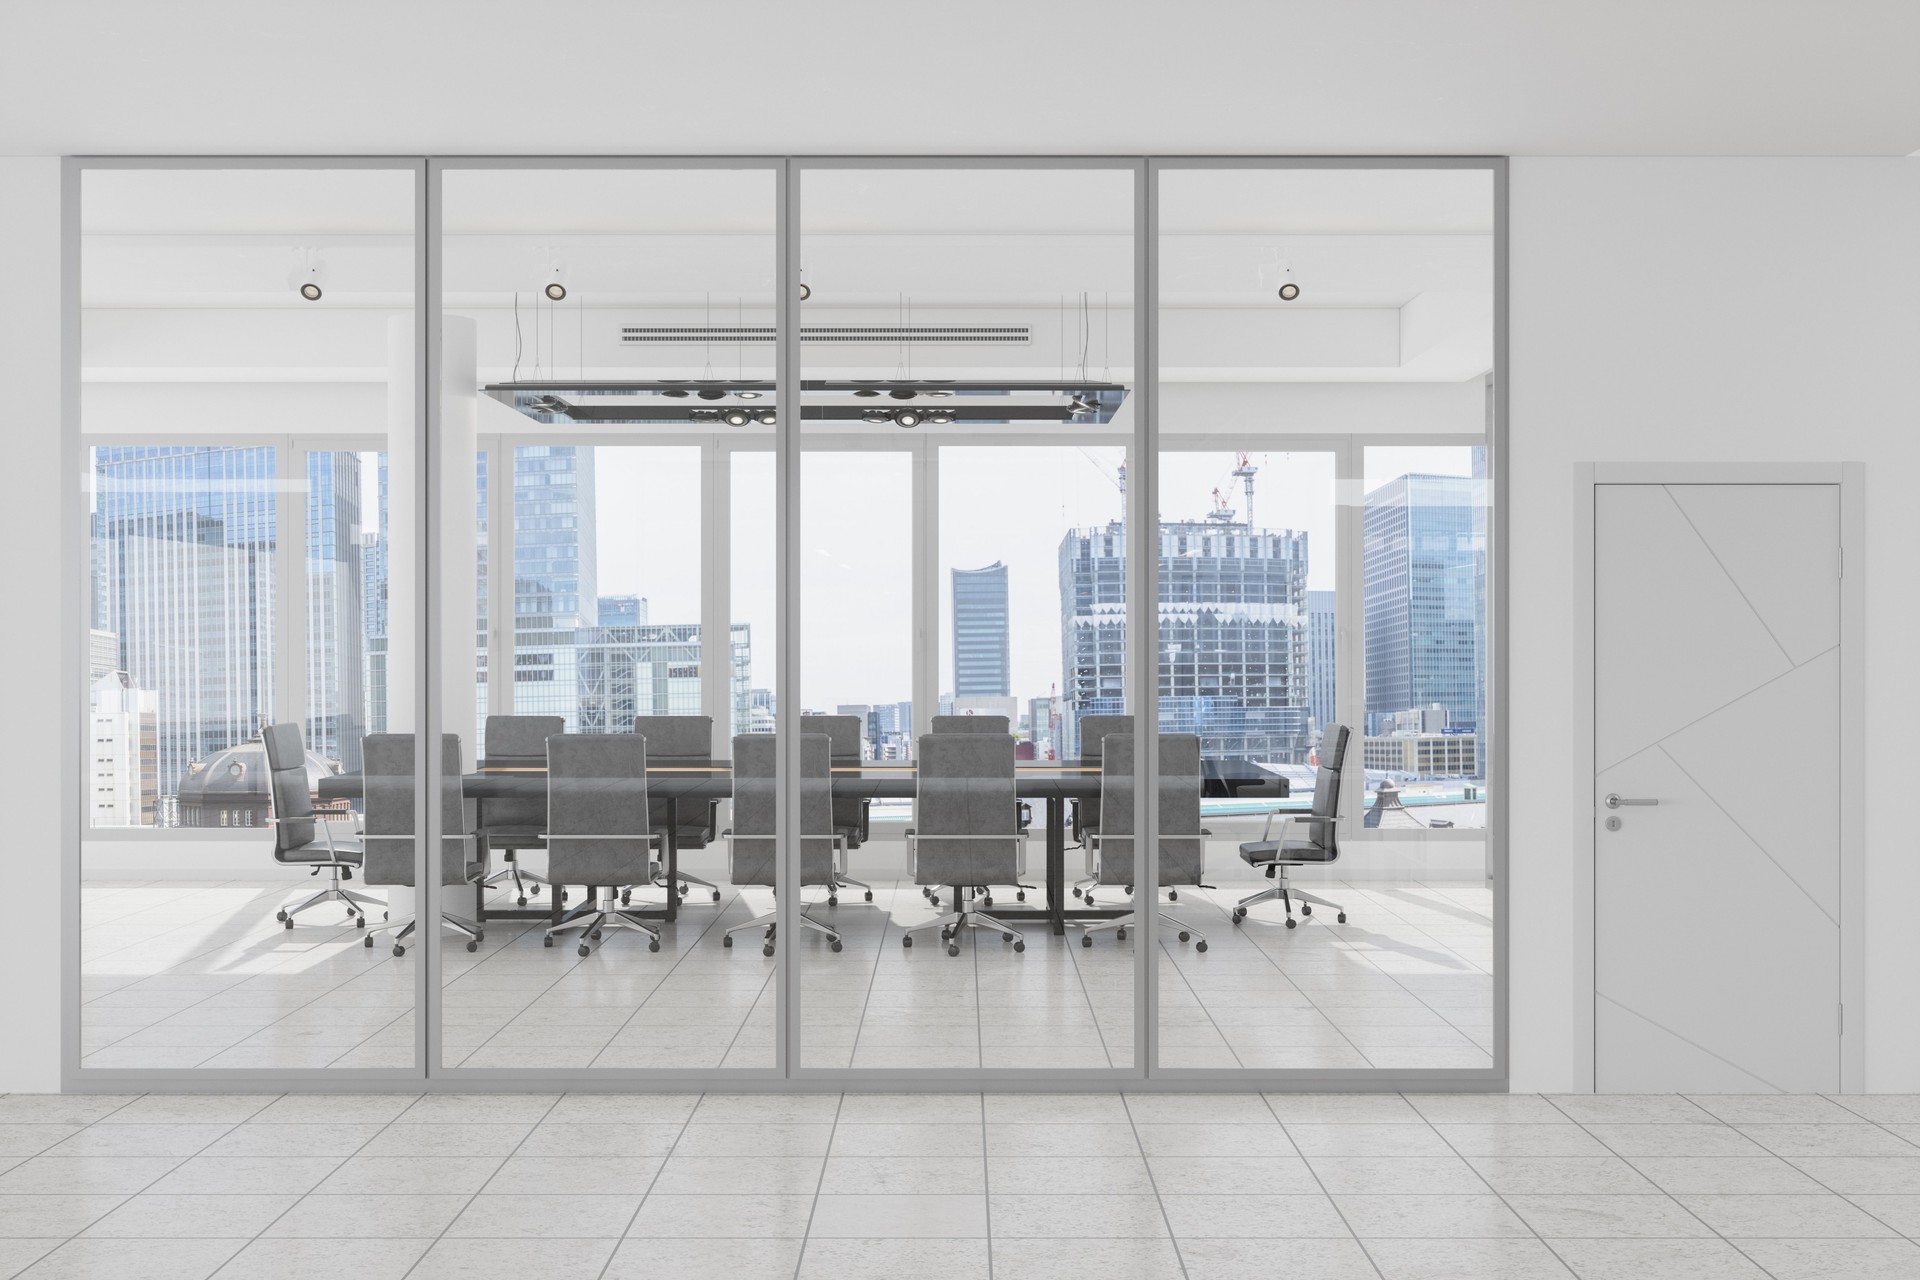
top-left (1239, 840), bottom-right (1336, 865)
top-left (280, 841), bottom-right (362, 865)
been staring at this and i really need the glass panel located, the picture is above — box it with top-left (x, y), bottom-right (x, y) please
top-left (78, 166), bottom-right (417, 1071)
top-left (439, 166), bottom-right (776, 1072)
top-left (799, 167), bottom-right (1137, 1070)
top-left (1157, 166), bottom-right (1495, 1072)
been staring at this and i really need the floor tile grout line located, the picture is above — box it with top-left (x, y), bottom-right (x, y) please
top-left (1157, 912), bottom-right (1246, 1069)
top-left (789, 1091), bottom-right (846, 1280)
top-left (840, 888), bottom-right (890, 1068)
top-left (1414, 1092), bottom-right (1592, 1277)
top-left (1258, 1090), bottom-right (1387, 1280)
top-left (1120, 1091), bottom-right (1193, 1279)
top-left (240, 1094), bottom-right (421, 1260)
top-left (393, 1090), bottom-right (564, 1279)
top-left (977, 1091), bottom-right (992, 1280)
top-left (594, 1089), bottom-right (700, 1280)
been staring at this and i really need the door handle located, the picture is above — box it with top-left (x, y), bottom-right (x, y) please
top-left (1604, 794), bottom-right (1659, 809)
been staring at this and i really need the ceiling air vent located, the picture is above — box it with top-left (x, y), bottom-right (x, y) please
top-left (621, 325), bottom-right (1030, 345)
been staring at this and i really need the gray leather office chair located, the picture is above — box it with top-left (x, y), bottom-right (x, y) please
top-left (1081, 732), bottom-right (1209, 951)
top-left (1070, 714), bottom-right (1133, 902)
top-left (800, 713), bottom-right (873, 903)
top-left (722, 734), bottom-right (844, 956)
top-left (633, 715), bottom-right (723, 904)
top-left (930, 714), bottom-right (1010, 735)
top-left (479, 714), bottom-right (565, 907)
top-left (359, 734), bottom-right (484, 956)
top-left (1234, 723), bottom-right (1350, 929)
top-left (903, 733), bottom-right (1028, 956)
top-left (542, 734), bottom-right (667, 956)
top-left (263, 723), bottom-right (379, 929)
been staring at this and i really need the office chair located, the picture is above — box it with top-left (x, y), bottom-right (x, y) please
top-left (632, 715), bottom-right (723, 904)
top-left (542, 734), bottom-right (668, 956)
top-left (359, 733), bottom-right (484, 956)
top-left (801, 713), bottom-right (873, 904)
top-left (929, 714), bottom-right (1010, 735)
top-left (478, 714), bottom-right (564, 907)
top-left (1080, 732), bottom-right (1209, 951)
top-left (1069, 714), bottom-right (1133, 903)
top-left (263, 723), bottom-right (379, 929)
top-left (903, 733), bottom-right (1029, 956)
top-left (722, 734), bottom-right (844, 956)
top-left (1234, 723), bottom-right (1350, 929)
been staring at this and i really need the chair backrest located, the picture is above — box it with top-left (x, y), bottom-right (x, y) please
top-left (728, 733), bottom-right (837, 886)
top-left (912, 733), bottom-right (1019, 886)
top-left (1077, 715), bottom-right (1133, 763)
top-left (360, 733), bottom-right (469, 887)
top-left (1097, 732), bottom-right (1205, 886)
top-left (1302, 723), bottom-right (1349, 857)
top-left (262, 722), bottom-right (315, 856)
top-left (481, 715), bottom-right (564, 834)
top-left (544, 735), bottom-right (652, 886)
top-left (633, 715), bottom-right (712, 760)
top-left (930, 714), bottom-right (1010, 735)
top-left (802, 714), bottom-right (863, 762)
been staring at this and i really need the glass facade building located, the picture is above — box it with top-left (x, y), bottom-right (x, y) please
top-left (951, 561), bottom-right (1011, 697)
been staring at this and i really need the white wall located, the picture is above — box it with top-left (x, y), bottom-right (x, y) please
top-left (1508, 157), bottom-right (1920, 1091)
top-left (0, 158), bottom-right (65, 1091)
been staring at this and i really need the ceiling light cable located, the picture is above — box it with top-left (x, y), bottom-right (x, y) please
top-left (513, 291), bottom-right (523, 382)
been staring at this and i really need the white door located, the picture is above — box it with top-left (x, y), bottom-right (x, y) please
top-left (1594, 482), bottom-right (1841, 1092)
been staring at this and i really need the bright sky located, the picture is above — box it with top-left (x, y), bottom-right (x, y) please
top-left (589, 441), bottom-right (1479, 714)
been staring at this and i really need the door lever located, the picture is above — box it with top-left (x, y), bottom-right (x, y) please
top-left (1604, 794), bottom-right (1659, 809)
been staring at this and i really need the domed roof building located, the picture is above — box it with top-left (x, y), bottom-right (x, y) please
top-left (175, 738), bottom-right (343, 829)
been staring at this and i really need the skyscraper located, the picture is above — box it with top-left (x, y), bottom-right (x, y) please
top-left (952, 561), bottom-right (1011, 698)
top-left (1362, 472), bottom-right (1484, 752)
top-left (1307, 588), bottom-right (1336, 734)
top-left (1059, 515), bottom-right (1311, 763)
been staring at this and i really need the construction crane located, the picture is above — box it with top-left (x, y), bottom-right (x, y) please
top-left (1206, 485), bottom-right (1236, 523)
top-left (1231, 451), bottom-right (1258, 528)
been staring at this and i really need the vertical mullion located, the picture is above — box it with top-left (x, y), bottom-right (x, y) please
top-left (275, 435), bottom-right (301, 733)
top-left (1336, 436), bottom-right (1363, 837)
top-left (775, 159), bottom-right (800, 1077)
top-left (419, 158), bottom-right (440, 1078)
top-left (913, 439), bottom-right (938, 744)
top-left (1133, 159), bottom-right (1157, 1076)
top-left (486, 435), bottom-right (511, 725)
top-left (703, 438), bottom-right (731, 754)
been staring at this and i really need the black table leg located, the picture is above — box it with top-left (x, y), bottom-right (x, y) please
top-left (1048, 796), bottom-right (1066, 935)
top-left (665, 798), bottom-right (680, 924)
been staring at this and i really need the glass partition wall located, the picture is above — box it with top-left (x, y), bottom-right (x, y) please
top-left (66, 157), bottom-right (1501, 1089)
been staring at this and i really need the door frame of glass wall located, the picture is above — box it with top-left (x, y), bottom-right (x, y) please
top-left (62, 154), bottom-right (1505, 1092)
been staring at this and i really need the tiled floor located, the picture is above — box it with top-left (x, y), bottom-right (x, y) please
top-left (80, 876), bottom-right (1492, 1073)
top-left (0, 1092), bottom-right (1917, 1278)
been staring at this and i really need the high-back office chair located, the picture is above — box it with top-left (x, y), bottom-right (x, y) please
top-left (632, 715), bottom-right (723, 904)
top-left (542, 735), bottom-right (666, 956)
top-left (263, 722), bottom-right (379, 929)
top-left (800, 713), bottom-right (873, 902)
top-left (903, 734), bottom-right (1028, 956)
top-left (1234, 723), bottom-right (1350, 929)
top-left (479, 714), bottom-right (565, 907)
top-left (359, 734), bottom-right (483, 956)
top-left (1080, 733), bottom-right (1209, 951)
top-left (930, 714), bottom-right (1010, 735)
top-left (1070, 714), bottom-right (1133, 901)
top-left (722, 734), bottom-right (844, 956)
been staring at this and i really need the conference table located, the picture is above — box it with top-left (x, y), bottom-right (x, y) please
top-left (317, 756), bottom-right (1285, 936)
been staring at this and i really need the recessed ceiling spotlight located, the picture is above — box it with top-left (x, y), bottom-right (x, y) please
top-left (757, 410), bottom-right (778, 425)
top-left (862, 409), bottom-right (893, 425)
top-left (926, 409), bottom-right (954, 425)
top-left (698, 389), bottom-right (727, 400)
top-left (545, 282), bottom-right (567, 301)
top-left (661, 389), bottom-right (690, 398)
top-left (722, 408), bottom-right (752, 427)
top-left (893, 408), bottom-right (922, 428)
top-left (288, 248), bottom-right (327, 302)
top-left (889, 390), bottom-right (918, 400)
top-left (798, 282), bottom-right (811, 301)
top-left (1277, 268), bottom-right (1300, 301)
top-left (854, 389), bottom-right (881, 398)
top-left (299, 282), bottom-right (323, 301)
top-left (926, 389), bottom-right (954, 397)
top-left (736, 391), bottom-right (762, 400)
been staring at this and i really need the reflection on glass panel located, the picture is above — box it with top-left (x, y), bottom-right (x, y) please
top-left (1157, 166), bottom-right (1495, 1073)
top-left (439, 167), bottom-right (775, 1072)
top-left (78, 167), bottom-right (416, 1071)
top-left (799, 167), bottom-right (1137, 1071)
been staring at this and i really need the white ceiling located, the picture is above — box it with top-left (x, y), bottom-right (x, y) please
top-left (10, 0), bottom-right (1919, 158)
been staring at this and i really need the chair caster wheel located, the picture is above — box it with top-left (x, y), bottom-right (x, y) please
top-left (829, 939), bottom-right (843, 953)
top-left (589, 929), bottom-right (603, 941)
top-left (649, 939), bottom-right (661, 953)
top-left (517, 896), bottom-right (528, 907)
top-left (392, 944), bottom-right (406, 957)
top-left (1232, 907), bottom-right (1247, 921)
top-left (620, 891), bottom-right (631, 906)
top-left (283, 918), bottom-right (294, 930)
top-left (275, 910), bottom-right (288, 923)
top-left (1002, 931), bottom-right (1014, 942)
top-left (1013, 940), bottom-right (1025, 953)
top-left (1072, 888), bottom-right (1083, 899)
top-left (578, 945), bottom-right (591, 958)
top-left (1116, 927), bottom-right (1128, 941)
top-left (363, 935), bottom-right (374, 948)
top-left (1301, 904), bottom-right (1311, 915)
top-left (529, 885), bottom-right (542, 897)
top-left (558, 890), bottom-right (568, 905)
top-left (678, 883), bottom-right (689, 895)
top-left (982, 895), bottom-right (993, 907)
top-left (762, 944), bottom-right (775, 958)
top-left (902, 935), bottom-right (912, 948)
top-left (1168, 890), bottom-right (1178, 901)
top-left (1081, 934), bottom-right (1092, 947)
top-left (1178, 931), bottom-right (1190, 942)
top-left (1337, 912), bottom-right (1346, 923)
top-left (1285, 917), bottom-right (1297, 929)
top-left (930, 896), bottom-right (941, 908)
top-left (1195, 940), bottom-right (1208, 952)
top-left (922, 887), bottom-right (933, 899)
top-left (723, 934), bottom-right (734, 947)
top-left (1085, 895), bottom-right (1095, 906)
top-left (712, 890), bottom-right (723, 902)
top-left (543, 936), bottom-right (553, 947)
top-left (828, 896), bottom-right (838, 906)
top-left (354, 916), bottom-right (366, 928)
top-left (382, 911), bottom-right (389, 920)
top-left (947, 944), bottom-right (960, 957)
top-left (863, 891), bottom-right (873, 902)
top-left (465, 940), bottom-right (478, 952)
top-left (1016, 891), bottom-right (1026, 902)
